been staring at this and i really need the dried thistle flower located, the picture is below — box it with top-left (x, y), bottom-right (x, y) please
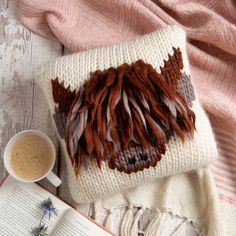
top-left (30, 197), bottom-right (57, 236)
top-left (31, 224), bottom-right (48, 236)
top-left (39, 197), bottom-right (58, 219)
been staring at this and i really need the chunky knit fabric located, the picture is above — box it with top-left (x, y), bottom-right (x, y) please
top-left (52, 47), bottom-right (196, 175)
top-left (37, 25), bottom-right (217, 203)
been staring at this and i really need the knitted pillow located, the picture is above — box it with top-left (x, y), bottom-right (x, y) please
top-left (37, 25), bottom-right (217, 203)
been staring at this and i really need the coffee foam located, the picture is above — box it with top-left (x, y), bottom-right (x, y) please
top-left (10, 134), bottom-right (53, 180)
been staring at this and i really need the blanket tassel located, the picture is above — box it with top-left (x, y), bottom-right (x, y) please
top-left (104, 209), bottom-right (114, 231)
top-left (144, 211), bottom-right (169, 235)
top-left (120, 205), bottom-right (134, 236)
top-left (130, 207), bottom-right (145, 236)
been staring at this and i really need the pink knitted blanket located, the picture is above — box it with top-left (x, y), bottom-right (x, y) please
top-left (16, 0), bottom-right (236, 204)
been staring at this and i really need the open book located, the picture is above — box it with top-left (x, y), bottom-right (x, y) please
top-left (0, 176), bottom-right (114, 236)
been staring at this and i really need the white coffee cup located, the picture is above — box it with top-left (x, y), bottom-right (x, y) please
top-left (3, 130), bottom-right (62, 187)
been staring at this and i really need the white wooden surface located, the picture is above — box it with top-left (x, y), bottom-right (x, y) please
top-left (0, 1), bottom-right (199, 235)
top-left (0, 0), bottom-right (62, 194)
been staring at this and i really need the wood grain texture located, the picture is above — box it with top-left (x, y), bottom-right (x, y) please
top-left (0, 0), bottom-right (62, 193)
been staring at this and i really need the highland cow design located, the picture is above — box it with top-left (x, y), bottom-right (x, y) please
top-left (51, 47), bottom-right (196, 174)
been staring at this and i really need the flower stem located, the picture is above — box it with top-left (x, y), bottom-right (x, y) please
top-left (39, 212), bottom-right (46, 226)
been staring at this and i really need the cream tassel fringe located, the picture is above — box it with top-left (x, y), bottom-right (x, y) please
top-left (106, 206), bottom-right (197, 236)
top-left (130, 207), bottom-right (145, 235)
top-left (144, 211), bottom-right (169, 235)
top-left (144, 211), bottom-right (161, 235)
top-left (104, 208), bottom-right (114, 231)
top-left (120, 205), bottom-right (134, 236)
top-left (93, 209), bottom-right (99, 222)
top-left (170, 218), bottom-right (188, 236)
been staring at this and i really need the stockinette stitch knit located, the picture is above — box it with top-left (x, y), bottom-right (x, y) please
top-left (37, 25), bottom-right (217, 204)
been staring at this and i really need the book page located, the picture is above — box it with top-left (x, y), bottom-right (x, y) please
top-left (0, 176), bottom-right (70, 236)
top-left (52, 208), bottom-right (114, 236)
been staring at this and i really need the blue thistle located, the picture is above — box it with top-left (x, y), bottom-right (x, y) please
top-left (30, 197), bottom-right (58, 235)
top-left (39, 197), bottom-right (58, 219)
top-left (31, 224), bottom-right (48, 236)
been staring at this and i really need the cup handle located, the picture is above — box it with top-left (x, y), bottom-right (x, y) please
top-left (46, 171), bottom-right (62, 187)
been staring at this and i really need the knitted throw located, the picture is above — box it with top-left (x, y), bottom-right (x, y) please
top-left (37, 25), bottom-right (217, 203)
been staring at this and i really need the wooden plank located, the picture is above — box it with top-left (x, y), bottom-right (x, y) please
top-left (0, 0), bottom-right (62, 194)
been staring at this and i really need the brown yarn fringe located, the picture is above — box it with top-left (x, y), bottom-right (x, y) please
top-left (51, 78), bottom-right (76, 116)
top-left (60, 47), bottom-right (196, 174)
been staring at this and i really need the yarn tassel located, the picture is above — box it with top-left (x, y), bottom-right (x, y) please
top-left (144, 211), bottom-right (168, 236)
top-left (93, 210), bottom-right (98, 221)
top-left (104, 209), bottom-right (114, 231)
top-left (120, 206), bottom-right (134, 236)
top-left (170, 219), bottom-right (188, 236)
top-left (144, 211), bottom-right (161, 236)
top-left (130, 207), bottom-right (145, 236)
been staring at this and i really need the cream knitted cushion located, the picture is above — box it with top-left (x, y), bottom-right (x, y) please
top-left (37, 25), bottom-right (217, 203)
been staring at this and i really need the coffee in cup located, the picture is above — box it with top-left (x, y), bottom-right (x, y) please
top-left (4, 130), bottom-right (61, 187)
top-left (10, 134), bottom-right (54, 181)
